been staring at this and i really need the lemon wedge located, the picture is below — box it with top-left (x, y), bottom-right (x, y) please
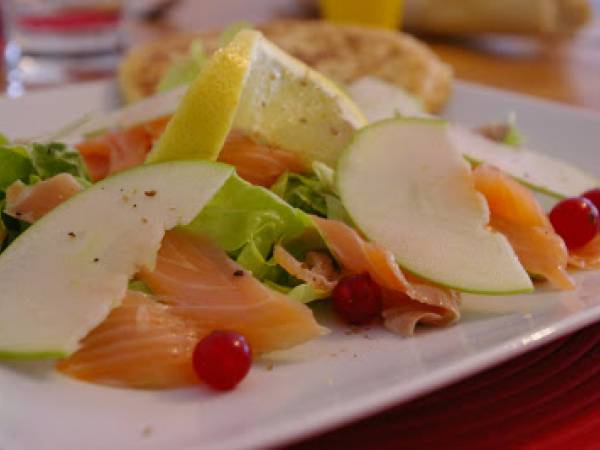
top-left (147, 30), bottom-right (367, 167)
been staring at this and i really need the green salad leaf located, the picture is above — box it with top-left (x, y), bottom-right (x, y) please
top-left (219, 21), bottom-right (253, 47)
top-left (312, 161), bottom-right (336, 191)
top-left (156, 22), bottom-right (254, 94)
top-left (266, 281), bottom-right (329, 304)
top-left (187, 174), bottom-right (307, 253)
top-left (271, 163), bottom-right (353, 224)
top-left (477, 114), bottom-right (524, 148)
top-left (0, 146), bottom-right (35, 191)
top-left (288, 283), bottom-right (329, 303)
top-left (128, 279), bottom-right (154, 295)
top-left (184, 174), bottom-right (335, 302)
top-left (30, 143), bottom-right (90, 181)
top-left (503, 120), bottom-right (523, 147)
top-left (0, 205), bottom-right (30, 250)
top-left (0, 140), bottom-right (90, 248)
top-left (0, 219), bottom-right (5, 248)
top-left (184, 174), bottom-right (309, 278)
top-left (324, 195), bottom-right (353, 224)
top-left (157, 39), bottom-right (207, 93)
top-left (271, 172), bottom-right (328, 216)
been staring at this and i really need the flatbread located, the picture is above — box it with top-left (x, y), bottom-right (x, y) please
top-left (119, 20), bottom-right (453, 112)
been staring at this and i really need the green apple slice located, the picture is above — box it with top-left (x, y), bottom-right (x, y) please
top-left (0, 161), bottom-right (233, 359)
top-left (346, 76), bottom-right (429, 122)
top-left (448, 125), bottom-right (599, 199)
top-left (337, 118), bottom-right (533, 295)
top-left (347, 76), bottom-right (599, 199)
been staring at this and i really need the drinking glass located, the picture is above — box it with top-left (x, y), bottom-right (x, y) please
top-left (2, 0), bottom-right (126, 95)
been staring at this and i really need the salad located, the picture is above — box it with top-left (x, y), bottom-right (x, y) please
top-left (0, 29), bottom-right (599, 392)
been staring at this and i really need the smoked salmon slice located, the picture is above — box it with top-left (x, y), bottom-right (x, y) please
top-left (57, 290), bottom-right (199, 389)
top-left (76, 118), bottom-right (307, 187)
top-left (311, 216), bottom-right (460, 336)
top-left (76, 116), bottom-right (170, 181)
top-left (273, 245), bottom-right (339, 292)
top-left (138, 230), bottom-right (326, 354)
top-left (472, 165), bottom-right (574, 290)
top-left (59, 231), bottom-right (325, 388)
top-left (218, 131), bottom-right (308, 187)
top-left (5, 173), bottom-right (81, 223)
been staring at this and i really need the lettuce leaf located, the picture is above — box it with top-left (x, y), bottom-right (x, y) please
top-left (128, 279), bottom-right (154, 295)
top-left (157, 40), bottom-right (207, 93)
top-left (0, 218), bottom-right (5, 248)
top-left (265, 281), bottom-right (329, 304)
top-left (184, 174), bottom-right (334, 302)
top-left (271, 172), bottom-right (328, 216)
top-left (503, 122), bottom-right (523, 147)
top-left (0, 141), bottom-right (90, 249)
top-left (156, 21), bottom-right (252, 92)
top-left (312, 161), bottom-right (336, 191)
top-left (0, 205), bottom-right (30, 250)
top-left (184, 174), bottom-right (309, 278)
top-left (477, 114), bottom-right (523, 148)
top-left (30, 142), bottom-right (90, 181)
top-left (271, 165), bottom-right (353, 224)
top-left (156, 22), bottom-right (253, 94)
top-left (0, 141), bottom-right (90, 187)
top-left (324, 194), bottom-right (353, 224)
top-left (0, 146), bottom-right (34, 191)
top-left (219, 21), bottom-right (253, 47)
top-left (288, 283), bottom-right (329, 303)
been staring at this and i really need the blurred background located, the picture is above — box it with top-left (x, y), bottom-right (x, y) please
top-left (0, 0), bottom-right (599, 107)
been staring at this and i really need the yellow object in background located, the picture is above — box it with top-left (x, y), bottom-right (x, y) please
top-left (320, 0), bottom-right (404, 29)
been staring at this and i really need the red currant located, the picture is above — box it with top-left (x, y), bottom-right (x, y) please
top-left (582, 188), bottom-right (600, 211)
top-left (549, 197), bottom-right (599, 249)
top-left (332, 273), bottom-right (382, 325)
top-left (192, 331), bottom-right (252, 391)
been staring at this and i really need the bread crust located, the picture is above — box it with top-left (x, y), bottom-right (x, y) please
top-left (119, 20), bottom-right (453, 112)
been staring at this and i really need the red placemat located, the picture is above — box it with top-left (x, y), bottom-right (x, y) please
top-left (287, 321), bottom-right (600, 450)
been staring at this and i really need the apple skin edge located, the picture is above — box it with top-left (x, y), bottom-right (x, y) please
top-left (396, 264), bottom-right (534, 296)
top-left (0, 350), bottom-right (68, 360)
top-left (465, 156), bottom-right (566, 201)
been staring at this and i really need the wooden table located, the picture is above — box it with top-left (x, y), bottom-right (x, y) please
top-left (2, 2), bottom-right (600, 449)
top-left (425, 24), bottom-right (600, 110)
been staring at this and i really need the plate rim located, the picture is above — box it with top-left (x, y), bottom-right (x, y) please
top-left (233, 303), bottom-right (600, 450)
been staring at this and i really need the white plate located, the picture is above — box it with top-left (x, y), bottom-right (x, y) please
top-left (1, 80), bottom-right (600, 450)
